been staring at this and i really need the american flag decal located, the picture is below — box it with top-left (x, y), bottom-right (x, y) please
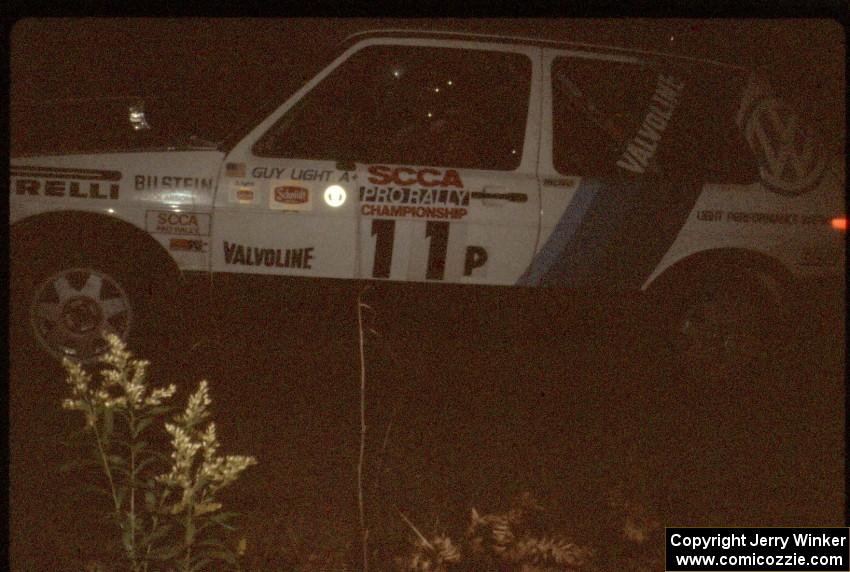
top-left (226, 162), bottom-right (246, 178)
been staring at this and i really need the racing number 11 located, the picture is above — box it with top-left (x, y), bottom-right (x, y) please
top-left (370, 219), bottom-right (450, 280)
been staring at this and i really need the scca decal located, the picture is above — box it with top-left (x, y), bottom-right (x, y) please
top-left (359, 185), bottom-right (470, 220)
top-left (367, 166), bottom-right (464, 188)
top-left (146, 210), bottom-right (211, 236)
top-left (223, 241), bottom-right (314, 269)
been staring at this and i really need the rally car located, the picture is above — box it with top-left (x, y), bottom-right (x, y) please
top-left (10, 29), bottom-right (845, 370)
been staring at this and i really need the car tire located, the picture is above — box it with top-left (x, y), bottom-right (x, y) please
top-left (10, 222), bottom-right (180, 365)
top-left (659, 269), bottom-right (790, 381)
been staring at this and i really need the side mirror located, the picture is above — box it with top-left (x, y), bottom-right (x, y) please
top-left (128, 102), bottom-right (150, 131)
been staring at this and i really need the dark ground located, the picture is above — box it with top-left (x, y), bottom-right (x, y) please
top-left (9, 277), bottom-right (845, 571)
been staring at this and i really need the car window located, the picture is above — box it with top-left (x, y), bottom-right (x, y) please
top-left (551, 56), bottom-right (757, 183)
top-left (253, 45), bottom-right (532, 170)
top-left (551, 57), bottom-right (660, 177)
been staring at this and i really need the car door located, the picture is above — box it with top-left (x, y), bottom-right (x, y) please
top-left (210, 47), bottom-right (366, 279)
top-left (528, 48), bottom-right (722, 290)
top-left (345, 40), bottom-right (542, 285)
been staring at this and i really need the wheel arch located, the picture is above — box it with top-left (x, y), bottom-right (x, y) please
top-left (11, 210), bottom-right (180, 277)
top-left (644, 247), bottom-right (796, 303)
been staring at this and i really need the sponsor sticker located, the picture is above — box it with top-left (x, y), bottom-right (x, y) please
top-left (11, 165), bottom-right (121, 199)
top-left (145, 210), bottom-right (211, 236)
top-left (228, 180), bottom-right (256, 204)
top-left (743, 97), bottom-right (826, 196)
top-left (358, 184), bottom-right (470, 220)
top-left (616, 74), bottom-right (685, 175)
top-left (542, 177), bottom-right (580, 188)
top-left (251, 166), bottom-right (335, 181)
top-left (134, 175), bottom-right (214, 191)
top-left (226, 162), bottom-right (246, 178)
top-left (170, 238), bottom-right (207, 252)
top-left (367, 165), bottom-right (464, 188)
top-left (222, 241), bottom-right (314, 269)
top-left (269, 182), bottom-right (312, 211)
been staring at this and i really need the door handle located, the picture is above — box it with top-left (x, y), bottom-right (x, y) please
top-left (472, 187), bottom-right (528, 204)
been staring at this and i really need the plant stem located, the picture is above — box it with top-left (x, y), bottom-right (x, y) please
top-left (357, 288), bottom-right (369, 572)
top-left (92, 419), bottom-right (122, 517)
top-left (184, 506), bottom-right (193, 572)
top-left (129, 409), bottom-right (138, 569)
top-left (91, 415), bottom-right (131, 566)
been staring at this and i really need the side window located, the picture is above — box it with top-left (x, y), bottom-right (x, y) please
top-left (254, 45), bottom-right (532, 171)
top-left (551, 57), bottom-right (659, 177)
top-left (552, 56), bottom-right (757, 183)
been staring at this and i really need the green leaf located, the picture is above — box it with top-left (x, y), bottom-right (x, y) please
top-left (135, 456), bottom-right (160, 475)
top-left (198, 518), bottom-right (235, 532)
top-left (115, 486), bottom-right (126, 510)
top-left (82, 483), bottom-right (114, 499)
top-left (110, 466), bottom-right (132, 479)
top-left (205, 550), bottom-right (237, 564)
top-left (107, 454), bottom-right (127, 466)
top-left (141, 523), bottom-right (173, 545)
top-left (134, 417), bottom-right (156, 437)
top-left (188, 557), bottom-right (212, 572)
top-left (103, 408), bottom-right (114, 439)
top-left (58, 459), bottom-right (85, 474)
top-left (131, 441), bottom-right (149, 455)
top-left (149, 541), bottom-right (184, 560)
top-left (113, 437), bottom-right (134, 449)
top-left (145, 490), bottom-right (157, 511)
top-left (147, 405), bottom-right (172, 417)
top-left (121, 526), bottom-right (134, 552)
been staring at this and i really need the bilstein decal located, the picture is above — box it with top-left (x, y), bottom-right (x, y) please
top-left (134, 175), bottom-right (214, 191)
top-left (146, 211), bottom-right (210, 236)
top-left (11, 165), bottom-right (121, 199)
top-left (616, 74), bottom-right (685, 174)
top-left (223, 241), bottom-right (314, 269)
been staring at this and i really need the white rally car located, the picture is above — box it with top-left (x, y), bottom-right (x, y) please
top-left (10, 29), bottom-right (845, 368)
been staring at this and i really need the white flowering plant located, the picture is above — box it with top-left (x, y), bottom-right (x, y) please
top-left (61, 334), bottom-right (256, 572)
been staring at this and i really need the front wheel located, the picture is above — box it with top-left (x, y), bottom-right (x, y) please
top-left (11, 224), bottom-right (179, 364)
top-left (28, 266), bottom-right (134, 362)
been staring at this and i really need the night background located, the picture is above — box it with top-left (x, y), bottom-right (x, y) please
top-left (9, 18), bottom-right (846, 572)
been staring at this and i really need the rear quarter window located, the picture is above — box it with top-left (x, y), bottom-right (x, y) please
top-left (551, 56), bottom-right (757, 184)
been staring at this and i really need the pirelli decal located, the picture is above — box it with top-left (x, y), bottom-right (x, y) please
top-left (11, 165), bottom-right (122, 199)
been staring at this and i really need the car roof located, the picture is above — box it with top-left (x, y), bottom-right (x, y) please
top-left (342, 29), bottom-right (747, 71)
